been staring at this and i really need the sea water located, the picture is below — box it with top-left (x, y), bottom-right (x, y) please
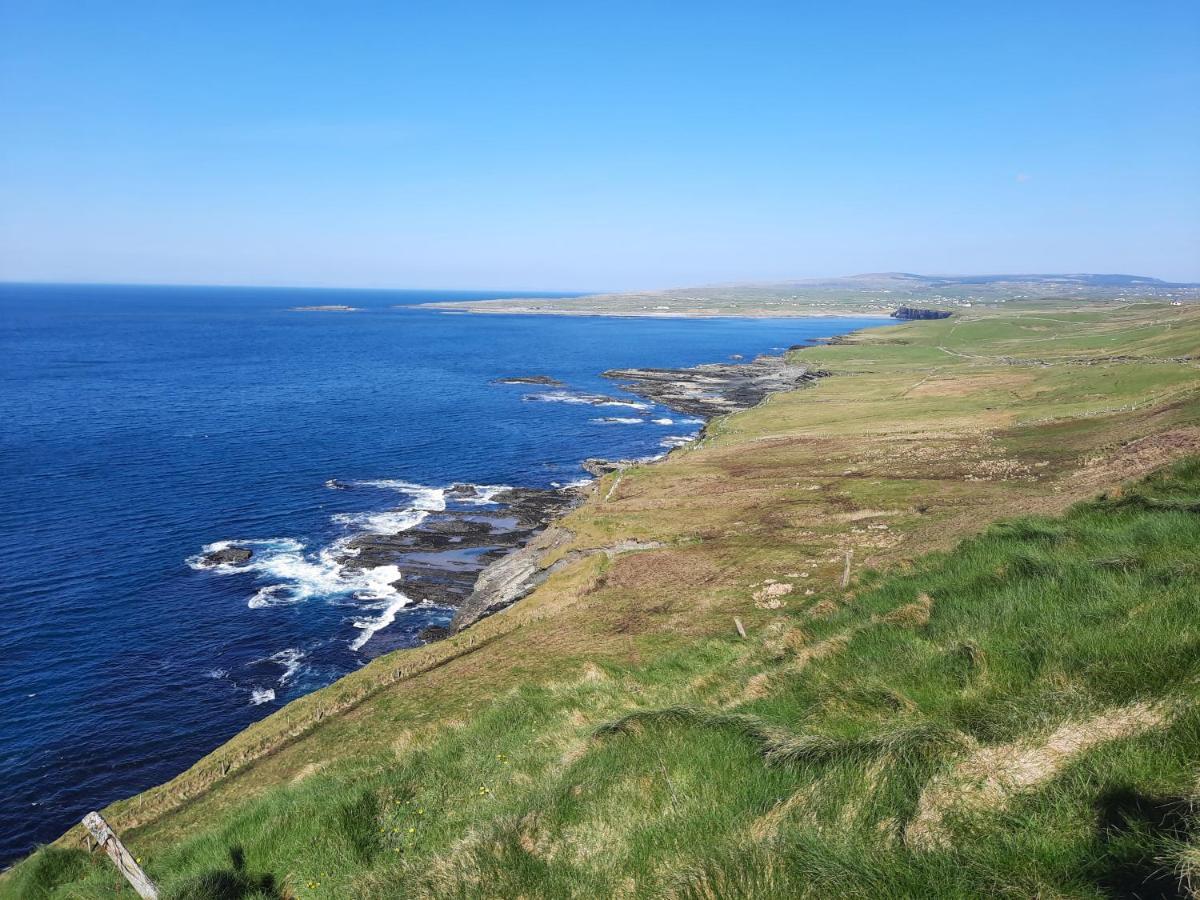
top-left (0, 282), bottom-right (883, 861)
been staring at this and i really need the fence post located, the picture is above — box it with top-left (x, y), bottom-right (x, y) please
top-left (82, 812), bottom-right (159, 899)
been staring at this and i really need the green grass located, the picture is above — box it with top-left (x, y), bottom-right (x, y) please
top-left (10, 458), bottom-right (1199, 898)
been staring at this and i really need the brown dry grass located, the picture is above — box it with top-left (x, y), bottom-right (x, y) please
top-left (906, 700), bottom-right (1172, 848)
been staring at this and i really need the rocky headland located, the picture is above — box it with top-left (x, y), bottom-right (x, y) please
top-left (602, 355), bottom-right (825, 417)
top-left (337, 484), bottom-right (583, 617)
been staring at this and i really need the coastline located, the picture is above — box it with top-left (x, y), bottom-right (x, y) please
top-left (447, 347), bottom-right (832, 631)
top-left (17, 301), bottom-right (1200, 895)
top-left (40, 326), bottom-right (863, 854)
top-left (2, 293), bottom-right (887, 866)
top-left (415, 302), bottom-right (895, 319)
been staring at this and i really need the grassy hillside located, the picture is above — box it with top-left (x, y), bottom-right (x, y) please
top-left (6, 302), bottom-right (1200, 898)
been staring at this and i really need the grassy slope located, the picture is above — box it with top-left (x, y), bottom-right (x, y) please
top-left (7, 303), bottom-right (1200, 898)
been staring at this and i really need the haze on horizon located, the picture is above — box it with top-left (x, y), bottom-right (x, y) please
top-left (1, 1), bottom-right (1198, 291)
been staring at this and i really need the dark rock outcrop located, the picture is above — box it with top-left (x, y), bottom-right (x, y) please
top-left (582, 458), bottom-right (638, 477)
top-left (891, 306), bottom-right (952, 320)
top-left (491, 375), bottom-right (565, 386)
top-left (449, 531), bottom-right (667, 631)
top-left (491, 487), bottom-right (581, 528)
top-left (418, 624), bottom-right (452, 643)
top-left (202, 546), bottom-right (252, 566)
top-left (602, 356), bottom-right (824, 418)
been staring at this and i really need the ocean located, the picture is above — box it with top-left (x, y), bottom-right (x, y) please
top-left (0, 282), bottom-right (882, 863)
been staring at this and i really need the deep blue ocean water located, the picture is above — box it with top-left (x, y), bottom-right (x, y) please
top-left (0, 282), bottom-right (882, 862)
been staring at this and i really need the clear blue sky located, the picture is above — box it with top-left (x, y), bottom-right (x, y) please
top-left (1, 1), bottom-right (1197, 289)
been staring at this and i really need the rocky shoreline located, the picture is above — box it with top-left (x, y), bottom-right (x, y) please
top-left (435, 351), bottom-right (826, 633)
top-left (197, 350), bottom-right (830, 642)
top-left (338, 484), bottom-right (583, 635)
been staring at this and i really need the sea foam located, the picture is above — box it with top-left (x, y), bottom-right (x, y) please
top-left (349, 590), bottom-right (413, 651)
top-left (523, 390), bottom-right (649, 410)
top-left (660, 435), bottom-right (697, 448)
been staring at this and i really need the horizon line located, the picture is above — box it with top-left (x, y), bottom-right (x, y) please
top-left (2, 270), bottom-right (1199, 295)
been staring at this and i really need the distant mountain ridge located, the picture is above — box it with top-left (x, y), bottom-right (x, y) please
top-left (707, 272), bottom-right (1194, 290)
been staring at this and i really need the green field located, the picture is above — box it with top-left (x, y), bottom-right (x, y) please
top-left (6, 301), bottom-right (1200, 898)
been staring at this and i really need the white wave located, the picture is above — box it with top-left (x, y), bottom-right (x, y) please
top-left (332, 507), bottom-right (428, 534)
top-left (524, 390), bottom-right (650, 411)
top-left (349, 590), bottom-right (413, 651)
top-left (248, 583), bottom-right (290, 608)
top-left (524, 390), bottom-right (594, 405)
top-left (189, 535), bottom-right (406, 609)
top-left (660, 435), bottom-right (696, 448)
top-left (324, 481), bottom-right (447, 534)
top-left (249, 687), bottom-right (275, 705)
top-left (455, 483), bottom-right (510, 505)
top-left (268, 648), bottom-right (306, 685)
top-left (591, 417), bottom-right (645, 425)
top-left (351, 479), bottom-right (447, 511)
top-left (597, 399), bottom-right (651, 410)
top-left (651, 418), bottom-right (674, 425)
top-left (553, 477), bottom-right (594, 489)
top-left (208, 668), bottom-right (228, 679)
top-left (185, 537), bottom-right (304, 572)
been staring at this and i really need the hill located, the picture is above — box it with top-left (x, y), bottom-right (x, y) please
top-left (5, 300), bottom-right (1200, 898)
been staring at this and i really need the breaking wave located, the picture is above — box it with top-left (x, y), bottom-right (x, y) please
top-left (348, 591), bottom-right (414, 651)
top-left (266, 648), bottom-right (306, 685)
top-left (660, 435), bottom-right (697, 448)
top-left (190, 479), bottom-right (512, 652)
top-left (523, 390), bottom-right (649, 410)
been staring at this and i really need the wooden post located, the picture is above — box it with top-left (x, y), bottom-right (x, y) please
top-left (82, 812), bottom-right (159, 900)
top-left (841, 549), bottom-right (853, 589)
top-left (734, 617), bottom-right (747, 639)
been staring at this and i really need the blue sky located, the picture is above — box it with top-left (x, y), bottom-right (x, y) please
top-left (1, 1), bottom-right (1197, 289)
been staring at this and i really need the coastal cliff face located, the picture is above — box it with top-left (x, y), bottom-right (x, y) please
top-left (448, 525), bottom-right (573, 630)
top-left (11, 303), bottom-right (1200, 900)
